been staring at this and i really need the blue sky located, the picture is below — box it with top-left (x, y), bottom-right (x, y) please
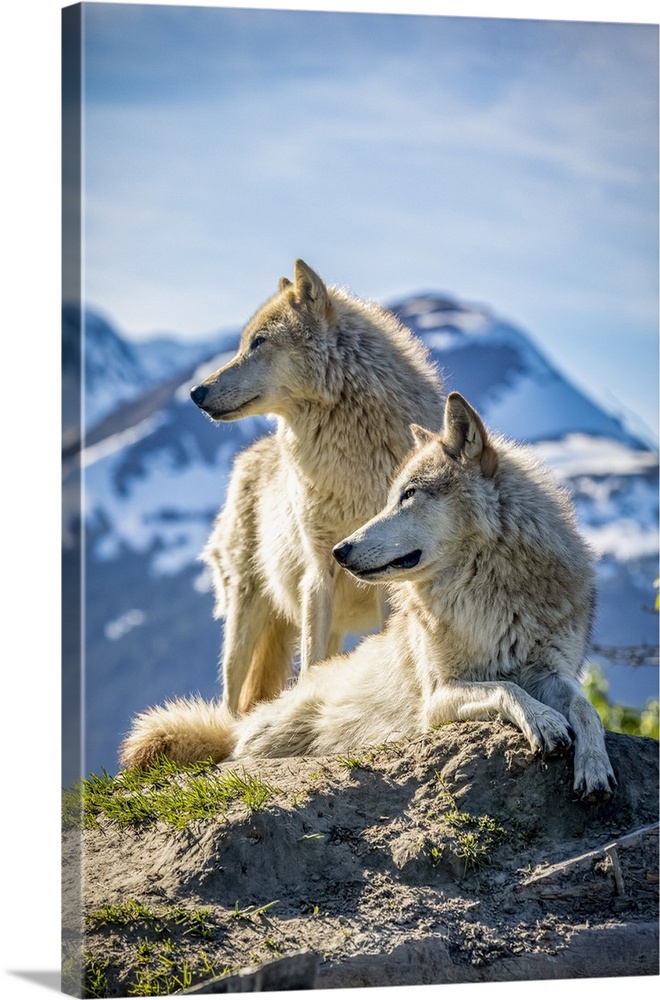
top-left (73, 1), bottom-right (658, 437)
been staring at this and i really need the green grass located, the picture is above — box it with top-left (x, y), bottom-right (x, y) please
top-left (87, 900), bottom-right (214, 940)
top-left (232, 899), bottom-right (279, 922)
top-left (424, 773), bottom-right (507, 872)
top-left (421, 839), bottom-right (445, 867)
top-left (128, 956), bottom-right (193, 997)
top-left (584, 664), bottom-right (659, 740)
top-left (81, 902), bottom-right (249, 999)
top-left (78, 947), bottom-right (242, 999)
top-left (128, 940), bottom-right (223, 998)
top-left (445, 806), bottom-right (507, 867)
top-left (63, 757), bottom-right (281, 830)
top-left (263, 935), bottom-right (283, 956)
top-left (82, 954), bottom-right (110, 999)
top-left (336, 752), bottom-right (373, 772)
top-left (83, 902), bottom-right (222, 997)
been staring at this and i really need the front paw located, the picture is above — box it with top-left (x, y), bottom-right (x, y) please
top-left (573, 750), bottom-right (617, 803)
top-left (524, 706), bottom-right (574, 757)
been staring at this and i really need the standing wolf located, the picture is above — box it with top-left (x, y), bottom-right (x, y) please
top-left (121, 393), bottom-right (616, 803)
top-left (190, 260), bottom-right (444, 713)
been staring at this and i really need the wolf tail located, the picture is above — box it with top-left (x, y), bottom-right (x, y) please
top-left (119, 696), bottom-right (237, 770)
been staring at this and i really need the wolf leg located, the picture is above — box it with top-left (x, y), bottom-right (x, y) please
top-left (426, 680), bottom-right (574, 756)
top-left (119, 697), bottom-right (236, 770)
top-left (299, 570), bottom-right (334, 674)
top-left (325, 629), bottom-right (345, 658)
top-left (522, 672), bottom-right (617, 802)
top-left (232, 681), bottom-right (327, 759)
top-left (237, 616), bottom-right (296, 714)
top-left (221, 589), bottom-right (272, 713)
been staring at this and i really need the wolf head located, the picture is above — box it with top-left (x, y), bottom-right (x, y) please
top-left (190, 260), bottom-right (338, 420)
top-left (333, 393), bottom-right (500, 583)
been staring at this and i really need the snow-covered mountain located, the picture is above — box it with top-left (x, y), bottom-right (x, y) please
top-left (62, 304), bottom-right (236, 440)
top-left (391, 296), bottom-right (643, 446)
top-left (62, 297), bottom-right (659, 782)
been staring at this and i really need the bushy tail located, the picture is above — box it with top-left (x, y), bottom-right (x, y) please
top-left (119, 697), bottom-right (237, 770)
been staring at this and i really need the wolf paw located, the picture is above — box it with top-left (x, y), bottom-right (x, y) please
top-left (525, 706), bottom-right (574, 757)
top-left (573, 751), bottom-right (618, 803)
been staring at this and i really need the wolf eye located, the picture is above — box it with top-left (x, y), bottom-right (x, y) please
top-left (250, 335), bottom-right (266, 350)
top-left (400, 487), bottom-right (416, 503)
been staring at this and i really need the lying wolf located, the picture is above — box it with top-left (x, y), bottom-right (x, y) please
top-left (121, 393), bottom-right (616, 802)
top-left (190, 259), bottom-right (443, 713)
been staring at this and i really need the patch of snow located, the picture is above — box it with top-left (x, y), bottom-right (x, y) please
top-left (574, 476), bottom-right (658, 534)
top-left (81, 413), bottom-right (168, 468)
top-left (83, 434), bottom-right (236, 575)
top-left (582, 520), bottom-right (659, 562)
top-left (396, 297), bottom-right (451, 317)
top-left (423, 331), bottom-right (463, 351)
top-left (415, 310), bottom-right (481, 333)
top-left (187, 350), bottom-right (238, 390)
top-left (532, 435), bottom-right (658, 478)
top-left (485, 375), bottom-right (632, 445)
top-left (530, 436), bottom-right (658, 562)
top-left (105, 609), bottom-right (145, 641)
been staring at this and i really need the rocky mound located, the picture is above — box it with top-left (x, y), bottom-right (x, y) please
top-left (62, 723), bottom-right (659, 996)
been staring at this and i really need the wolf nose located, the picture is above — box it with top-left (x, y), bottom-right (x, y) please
top-left (190, 384), bottom-right (208, 407)
top-left (332, 541), bottom-right (353, 567)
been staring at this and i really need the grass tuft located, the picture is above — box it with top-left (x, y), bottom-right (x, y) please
top-left (336, 752), bottom-right (373, 772)
top-left (424, 773), bottom-right (507, 872)
top-left (82, 953), bottom-right (110, 999)
top-left (63, 758), bottom-right (281, 830)
top-left (82, 902), bottom-right (249, 997)
top-left (86, 900), bottom-right (214, 940)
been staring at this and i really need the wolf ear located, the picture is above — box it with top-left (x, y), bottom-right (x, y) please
top-left (278, 277), bottom-right (292, 292)
top-left (291, 259), bottom-right (334, 322)
top-left (443, 393), bottom-right (498, 478)
top-left (410, 423), bottom-right (436, 448)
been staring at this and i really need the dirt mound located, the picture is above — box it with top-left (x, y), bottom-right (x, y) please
top-left (63, 723), bottom-right (659, 996)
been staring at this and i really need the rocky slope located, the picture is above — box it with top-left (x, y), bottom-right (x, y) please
top-left (62, 723), bottom-right (659, 996)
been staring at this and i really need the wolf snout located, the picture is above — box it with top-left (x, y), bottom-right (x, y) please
top-left (332, 541), bottom-right (353, 567)
top-left (190, 384), bottom-right (209, 408)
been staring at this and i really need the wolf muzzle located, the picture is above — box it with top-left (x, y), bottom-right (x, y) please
top-left (333, 539), bottom-right (422, 578)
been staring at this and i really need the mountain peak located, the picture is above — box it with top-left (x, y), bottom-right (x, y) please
top-left (389, 294), bottom-right (642, 449)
